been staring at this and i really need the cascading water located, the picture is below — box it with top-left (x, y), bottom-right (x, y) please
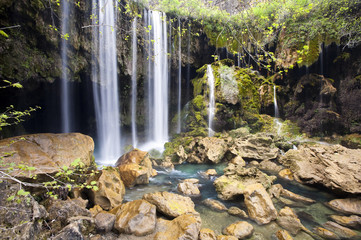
top-left (131, 17), bottom-right (138, 148)
top-left (92, 0), bottom-right (121, 164)
top-left (61, 0), bottom-right (71, 133)
top-left (207, 64), bottom-right (215, 137)
top-left (176, 18), bottom-right (182, 133)
top-left (142, 11), bottom-right (169, 150)
top-left (273, 85), bottom-right (282, 134)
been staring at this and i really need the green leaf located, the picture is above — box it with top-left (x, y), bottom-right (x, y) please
top-left (17, 189), bottom-right (30, 196)
top-left (6, 195), bottom-right (15, 201)
top-left (90, 181), bottom-right (97, 185)
top-left (0, 30), bottom-right (9, 38)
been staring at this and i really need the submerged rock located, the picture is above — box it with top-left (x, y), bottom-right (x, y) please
top-left (322, 221), bottom-right (358, 239)
top-left (330, 215), bottom-right (361, 229)
top-left (216, 235), bottom-right (238, 240)
top-left (276, 207), bottom-right (307, 235)
top-left (279, 144), bottom-right (361, 194)
top-left (227, 207), bottom-right (248, 218)
top-left (275, 230), bottom-right (294, 240)
top-left (243, 183), bottom-right (278, 225)
top-left (114, 199), bottom-right (156, 236)
top-left (0, 133), bottom-right (94, 178)
top-left (214, 166), bottom-right (276, 200)
top-left (154, 213), bottom-right (201, 240)
top-left (280, 188), bottom-right (315, 204)
top-left (222, 221), bottom-right (254, 239)
top-left (327, 198), bottom-right (361, 215)
top-left (313, 227), bottom-right (340, 240)
top-left (202, 198), bottom-right (228, 211)
top-left (199, 228), bottom-right (217, 240)
top-left (143, 191), bottom-right (196, 218)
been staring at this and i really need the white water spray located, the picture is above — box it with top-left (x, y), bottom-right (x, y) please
top-left (131, 17), bottom-right (138, 147)
top-left (207, 65), bottom-right (215, 137)
top-left (176, 18), bottom-right (182, 133)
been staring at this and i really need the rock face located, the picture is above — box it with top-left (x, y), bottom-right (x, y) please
top-left (222, 221), bottom-right (254, 239)
top-left (279, 144), bottom-right (361, 194)
top-left (214, 166), bottom-right (276, 200)
top-left (327, 198), bottom-right (361, 215)
top-left (114, 199), bottom-right (157, 236)
top-left (116, 149), bottom-right (154, 187)
top-left (229, 134), bottom-right (279, 161)
top-left (143, 192), bottom-right (196, 218)
top-left (0, 133), bottom-right (94, 177)
top-left (88, 167), bottom-right (125, 210)
top-left (243, 183), bottom-right (278, 225)
top-left (154, 213), bottom-right (201, 240)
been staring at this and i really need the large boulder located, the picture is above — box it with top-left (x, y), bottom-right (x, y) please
top-left (177, 181), bottom-right (200, 196)
top-left (87, 167), bottom-right (125, 210)
top-left (229, 134), bottom-right (279, 161)
top-left (222, 221), bottom-right (254, 239)
top-left (143, 191), bottom-right (197, 218)
top-left (114, 199), bottom-right (157, 236)
top-left (243, 183), bottom-right (278, 225)
top-left (194, 137), bottom-right (228, 164)
top-left (116, 149), bottom-right (154, 188)
top-left (0, 133), bottom-right (94, 178)
top-left (214, 166), bottom-right (276, 200)
top-left (154, 213), bottom-right (201, 240)
top-left (279, 144), bottom-right (361, 194)
top-left (327, 198), bottom-right (361, 215)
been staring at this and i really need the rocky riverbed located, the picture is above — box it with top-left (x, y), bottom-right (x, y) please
top-left (1, 131), bottom-right (361, 239)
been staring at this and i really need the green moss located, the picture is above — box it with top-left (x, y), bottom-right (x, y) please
top-left (192, 95), bottom-right (206, 110)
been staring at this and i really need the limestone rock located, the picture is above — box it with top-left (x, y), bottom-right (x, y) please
top-left (276, 207), bottom-right (306, 235)
top-left (281, 188), bottom-right (315, 204)
top-left (154, 213), bottom-right (201, 240)
top-left (52, 221), bottom-right (84, 240)
top-left (228, 207), bottom-right (248, 218)
top-left (214, 166), bottom-right (276, 200)
top-left (0, 133), bottom-right (94, 178)
top-left (327, 198), bottom-right (361, 215)
top-left (243, 183), bottom-right (278, 225)
top-left (143, 191), bottom-right (196, 218)
top-left (116, 149), bottom-right (154, 187)
top-left (114, 199), bottom-right (156, 236)
top-left (313, 227), bottom-right (340, 240)
top-left (204, 169), bottom-right (218, 177)
top-left (268, 184), bottom-right (283, 199)
top-left (230, 156), bottom-right (246, 167)
top-left (279, 144), bottom-right (361, 194)
top-left (177, 181), bottom-right (200, 196)
top-left (88, 167), bottom-right (125, 210)
top-left (89, 205), bottom-right (103, 217)
top-left (275, 230), bottom-right (294, 240)
top-left (229, 134), bottom-right (279, 161)
top-left (200, 228), bottom-right (217, 240)
top-left (222, 221), bottom-right (254, 239)
top-left (323, 221), bottom-right (358, 239)
top-left (95, 212), bottom-right (116, 233)
top-left (216, 235), bottom-right (238, 240)
top-left (187, 137), bottom-right (228, 164)
top-left (259, 160), bottom-right (283, 172)
top-left (330, 215), bottom-right (361, 229)
top-left (202, 198), bottom-right (227, 211)
top-left (278, 169), bottom-right (294, 180)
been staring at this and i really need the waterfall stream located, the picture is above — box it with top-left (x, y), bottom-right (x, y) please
top-left (131, 17), bottom-right (138, 148)
top-left (60, 0), bottom-right (71, 133)
top-left (92, 0), bottom-right (121, 164)
top-left (207, 64), bottom-right (215, 137)
top-left (176, 18), bottom-right (182, 133)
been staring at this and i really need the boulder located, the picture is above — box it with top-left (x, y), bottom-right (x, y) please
top-left (0, 133), bottom-right (94, 178)
top-left (281, 189), bottom-right (315, 204)
top-left (275, 230), bottom-right (294, 240)
top-left (327, 198), bottom-right (361, 215)
top-left (143, 192), bottom-right (196, 218)
top-left (154, 213), bottom-right (201, 240)
top-left (330, 215), bottom-right (361, 229)
top-left (88, 167), bottom-right (125, 210)
top-left (114, 199), bottom-right (156, 236)
top-left (276, 207), bottom-right (307, 235)
top-left (216, 235), bottom-right (238, 240)
top-left (53, 217), bottom-right (95, 240)
top-left (214, 166), bottom-right (276, 200)
top-left (230, 156), bottom-right (246, 167)
top-left (229, 134), bottom-right (279, 161)
top-left (268, 184), bottom-right (284, 199)
top-left (95, 212), bottom-right (116, 233)
top-left (89, 205), bottom-right (103, 217)
top-left (259, 160), bottom-right (283, 172)
top-left (177, 181), bottom-right (200, 196)
top-left (278, 169), bottom-right (294, 180)
top-left (188, 137), bottom-right (228, 164)
top-left (323, 221), bottom-right (358, 239)
top-left (227, 207), bottom-right (248, 218)
top-left (222, 221), bottom-right (254, 239)
top-left (200, 228), bottom-right (217, 240)
top-left (243, 183), bottom-right (278, 225)
top-left (279, 144), bottom-right (361, 194)
top-left (204, 169), bottom-right (218, 177)
top-left (313, 227), bottom-right (340, 240)
top-left (116, 149), bottom-right (154, 187)
top-left (202, 198), bottom-right (227, 211)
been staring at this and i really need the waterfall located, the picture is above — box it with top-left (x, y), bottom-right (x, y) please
top-left (273, 85), bottom-right (280, 118)
top-left (142, 11), bottom-right (169, 150)
top-left (61, 0), bottom-right (71, 133)
top-left (131, 17), bottom-right (138, 147)
top-left (92, 0), bottom-right (121, 164)
top-left (207, 65), bottom-right (215, 137)
top-left (176, 18), bottom-right (182, 133)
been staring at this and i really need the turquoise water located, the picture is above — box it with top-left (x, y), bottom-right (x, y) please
top-left (124, 163), bottom-right (361, 239)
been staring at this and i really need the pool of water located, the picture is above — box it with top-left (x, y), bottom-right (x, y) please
top-left (123, 163), bottom-right (361, 239)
